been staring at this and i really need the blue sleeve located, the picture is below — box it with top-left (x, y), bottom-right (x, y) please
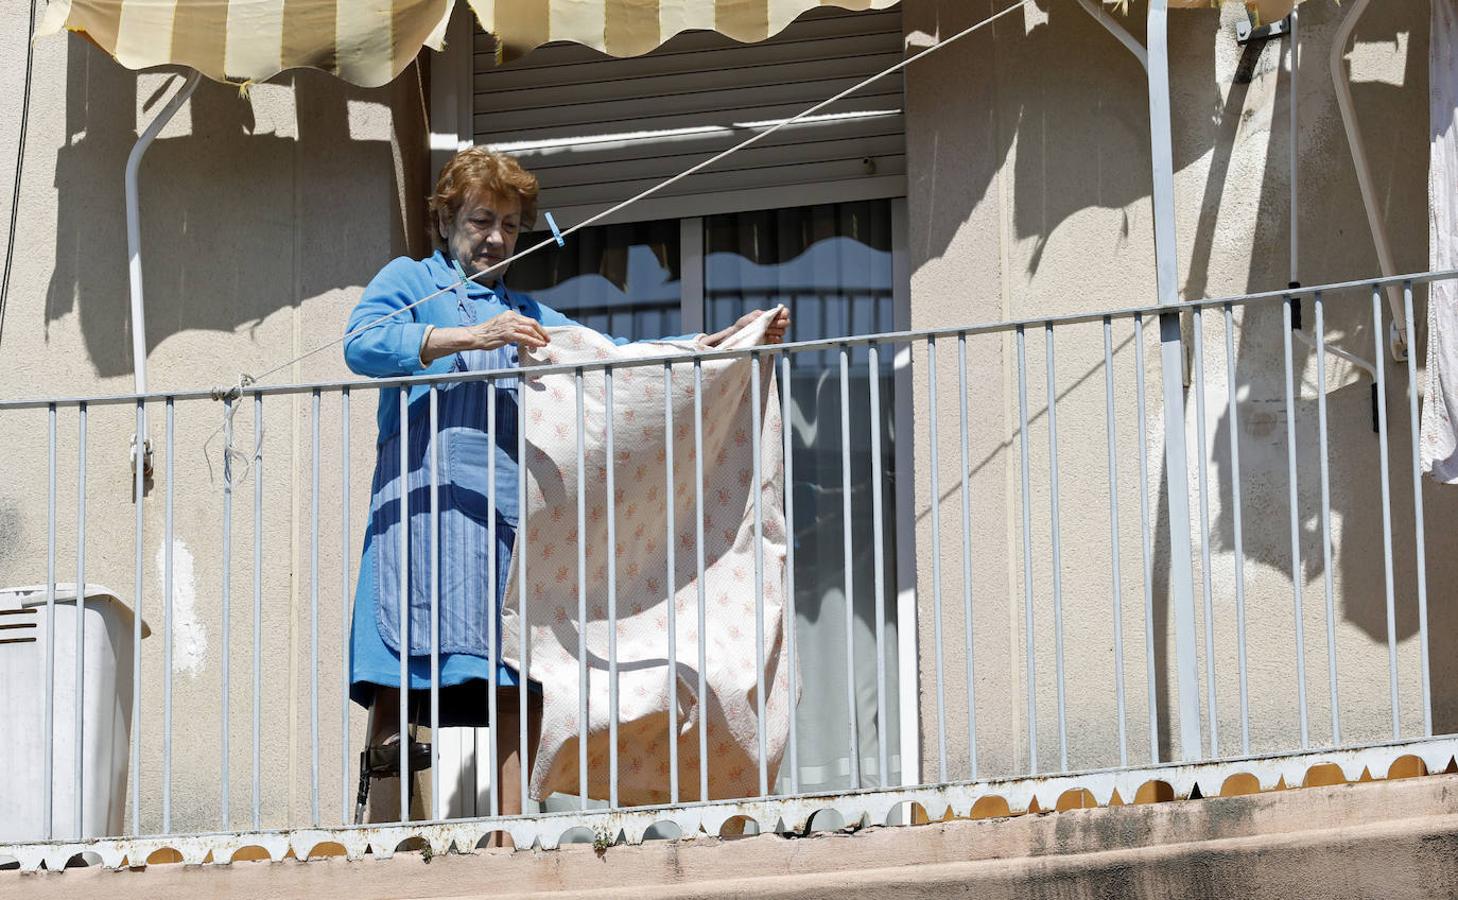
top-left (533, 299), bottom-right (696, 345)
top-left (343, 257), bottom-right (435, 377)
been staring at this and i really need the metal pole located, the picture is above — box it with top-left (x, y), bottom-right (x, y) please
top-left (750, 352), bottom-right (771, 795)
top-left (1134, 315), bottom-right (1159, 764)
top-left (575, 369), bottom-right (589, 809)
top-left (1280, 296), bottom-right (1311, 748)
top-left (1103, 320), bottom-right (1128, 768)
top-left (606, 369), bottom-right (619, 809)
top-left (126, 72), bottom-right (200, 401)
top-left (518, 375), bottom-right (531, 809)
top-left (131, 400), bottom-right (144, 834)
top-left (45, 405), bottom-right (56, 839)
top-left (222, 398), bottom-right (234, 827)
top-left (1314, 294), bottom-right (1341, 745)
top-left (1372, 290), bottom-right (1400, 738)
top-left (1045, 325), bottom-right (1069, 772)
top-left (839, 346), bottom-right (861, 788)
top-left (1192, 310), bottom-right (1218, 757)
top-left (252, 395), bottom-right (263, 829)
top-left (1224, 304), bottom-right (1251, 755)
top-left (926, 338), bottom-right (948, 783)
top-left (73, 403), bottom-right (87, 839)
top-left (428, 387), bottom-right (441, 822)
top-left (398, 388), bottom-right (411, 820)
top-left (1403, 283), bottom-right (1432, 735)
top-left (866, 345), bottom-right (887, 787)
top-left (1146, 0), bottom-right (1203, 762)
top-left (958, 334), bottom-right (978, 780)
top-left (779, 354), bottom-right (799, 794)
top-left (694, 359), bottom-right (709, 801)
top-left (666, 362), bottom-right (682, 801)
top-left (1015, 327), bottom-right (1038, 773)
top-left (486, 384), bottom-right (499, 818)
top-left (310, 390), bottom-right (321, 825)
top-left (341, 387), bottom-right (352, 824)
top-left (162, 398), bottom-right (173, 832)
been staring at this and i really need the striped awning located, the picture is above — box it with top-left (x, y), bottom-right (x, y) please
top-left (469, 0), bottom-right (899, 61)
top-left (37, 0), bottom-right (456, 88)
top-left (36, 0), bottom-right (1301, 89)
top-left (36, 0), bottom-right (899, 88)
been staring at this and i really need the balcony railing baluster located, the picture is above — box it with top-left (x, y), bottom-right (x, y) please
top-left (1192, 308), bottom-right (1218, 758)
top-left (1374, 288), bottom-right (1400, 741)
top-left (1315, 293), bottom-right (1341, 747)
top-left (838, 344), bottom-right (859, 790)
top-left (1015, 325), bottom-right (1038, 774)
top-left (1282, 294), bottom-right (1311, 749)
top-left (927, 336), bottom-right (948, 784)
top-left (1133, 312), bottom-right (1158, 765)
top-left (1103, 317), bottom-right (1128, 769)
top-left (1403, 283), bottom-right (1433, 737)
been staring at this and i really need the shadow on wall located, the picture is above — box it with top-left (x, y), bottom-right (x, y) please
top-left (910, 0), bottom-right (1452, 759)
top-left (1152, 0), bottom-right (1456, 754)
top-left (45, 40), bottom-right (430, 381)
top-left (908, 0), bottom-right (1212, 280)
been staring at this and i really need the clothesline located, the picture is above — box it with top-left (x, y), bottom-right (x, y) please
top-left (221, 0), bottom-right (1034, 398)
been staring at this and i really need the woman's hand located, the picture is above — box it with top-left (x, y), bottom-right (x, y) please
top-left (702, 307), bottom-right (791, 348)
top-left (468, 311), bottom-right (551, 351)
top-left (421, 312), bottom-right (550, 365)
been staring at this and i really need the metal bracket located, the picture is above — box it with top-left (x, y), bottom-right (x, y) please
top-left (1390, 319), bottom-right (1408, 363)
top-left (130, 433), bottom-right (154, 479)
top-left (1236, 14), bottom-right (1292, 45)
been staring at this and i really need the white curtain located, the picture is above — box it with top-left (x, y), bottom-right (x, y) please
top-left (1424, 0), bottom-right (1458, 483)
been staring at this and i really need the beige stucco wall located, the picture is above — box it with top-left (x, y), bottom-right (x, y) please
top-left (0, 4), bottom-right (431, 833)
top-left (0, 0), bottom-right (1450, 841)
top-left (902, 0), bottom-right (1455, 783)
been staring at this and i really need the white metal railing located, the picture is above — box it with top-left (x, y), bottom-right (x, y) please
top-left (0, 269), bottom-right (1448, 870)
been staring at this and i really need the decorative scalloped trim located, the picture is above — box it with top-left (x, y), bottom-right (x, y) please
top-left (3, 736), bottom-right (1454, 873)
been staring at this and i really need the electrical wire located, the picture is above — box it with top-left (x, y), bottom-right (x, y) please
top-left (0, 0), bottom-right (39, 351)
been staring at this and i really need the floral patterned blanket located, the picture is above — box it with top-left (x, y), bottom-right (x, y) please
top-left (501, 311), bottom-right (793, 804)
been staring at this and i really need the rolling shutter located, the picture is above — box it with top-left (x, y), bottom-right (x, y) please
top-left (471, 5), bottom-right (906, 225)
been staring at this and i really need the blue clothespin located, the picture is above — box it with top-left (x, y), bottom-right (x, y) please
top-left (544, 211), bottom-right (565, 247)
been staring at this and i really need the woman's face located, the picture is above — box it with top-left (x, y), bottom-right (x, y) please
top-left (441, 189), bottom-right (522, 283)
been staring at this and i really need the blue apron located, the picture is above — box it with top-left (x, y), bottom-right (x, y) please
top-left (369, 277), bottom-right (524, 660)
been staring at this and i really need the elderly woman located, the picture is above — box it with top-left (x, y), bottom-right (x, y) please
top-left (344, 148), bottom-right (788, 821)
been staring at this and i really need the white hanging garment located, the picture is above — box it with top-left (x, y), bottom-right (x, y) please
top-left (1424, 0), bottom-right (1458, 483)
top-left (500, 312), bottom-right (793, 805)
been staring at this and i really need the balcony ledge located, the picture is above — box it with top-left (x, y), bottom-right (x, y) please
top-left (7, 769), bottom-right (1458, 899)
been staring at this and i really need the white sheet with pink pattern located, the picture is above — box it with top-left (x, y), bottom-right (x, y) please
top-left (500, 311), bottom-right (792, 805)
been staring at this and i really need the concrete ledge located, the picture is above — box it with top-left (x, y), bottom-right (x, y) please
top-left (7, 773), bottom-right (1458, 899)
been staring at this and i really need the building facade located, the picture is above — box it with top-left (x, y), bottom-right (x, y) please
top-left (0, 0), bottom-right (1447, 857)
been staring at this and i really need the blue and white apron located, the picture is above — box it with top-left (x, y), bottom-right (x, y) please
top-left (368, 275), bottom-right (523, 663)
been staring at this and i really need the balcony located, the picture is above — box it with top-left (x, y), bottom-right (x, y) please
top-left (0, 269), bottom-right (1451, 878)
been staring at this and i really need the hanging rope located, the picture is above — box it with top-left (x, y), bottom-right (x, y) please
top-left (204, 0), bottom-right (1033, 481)
top-left (203, 375), bottom-right (259, 488)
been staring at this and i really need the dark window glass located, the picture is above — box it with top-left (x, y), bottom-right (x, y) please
top-left (703, 199), bottom-right (901, 793)
top-left (507, 219), bottom-right (682, 340)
